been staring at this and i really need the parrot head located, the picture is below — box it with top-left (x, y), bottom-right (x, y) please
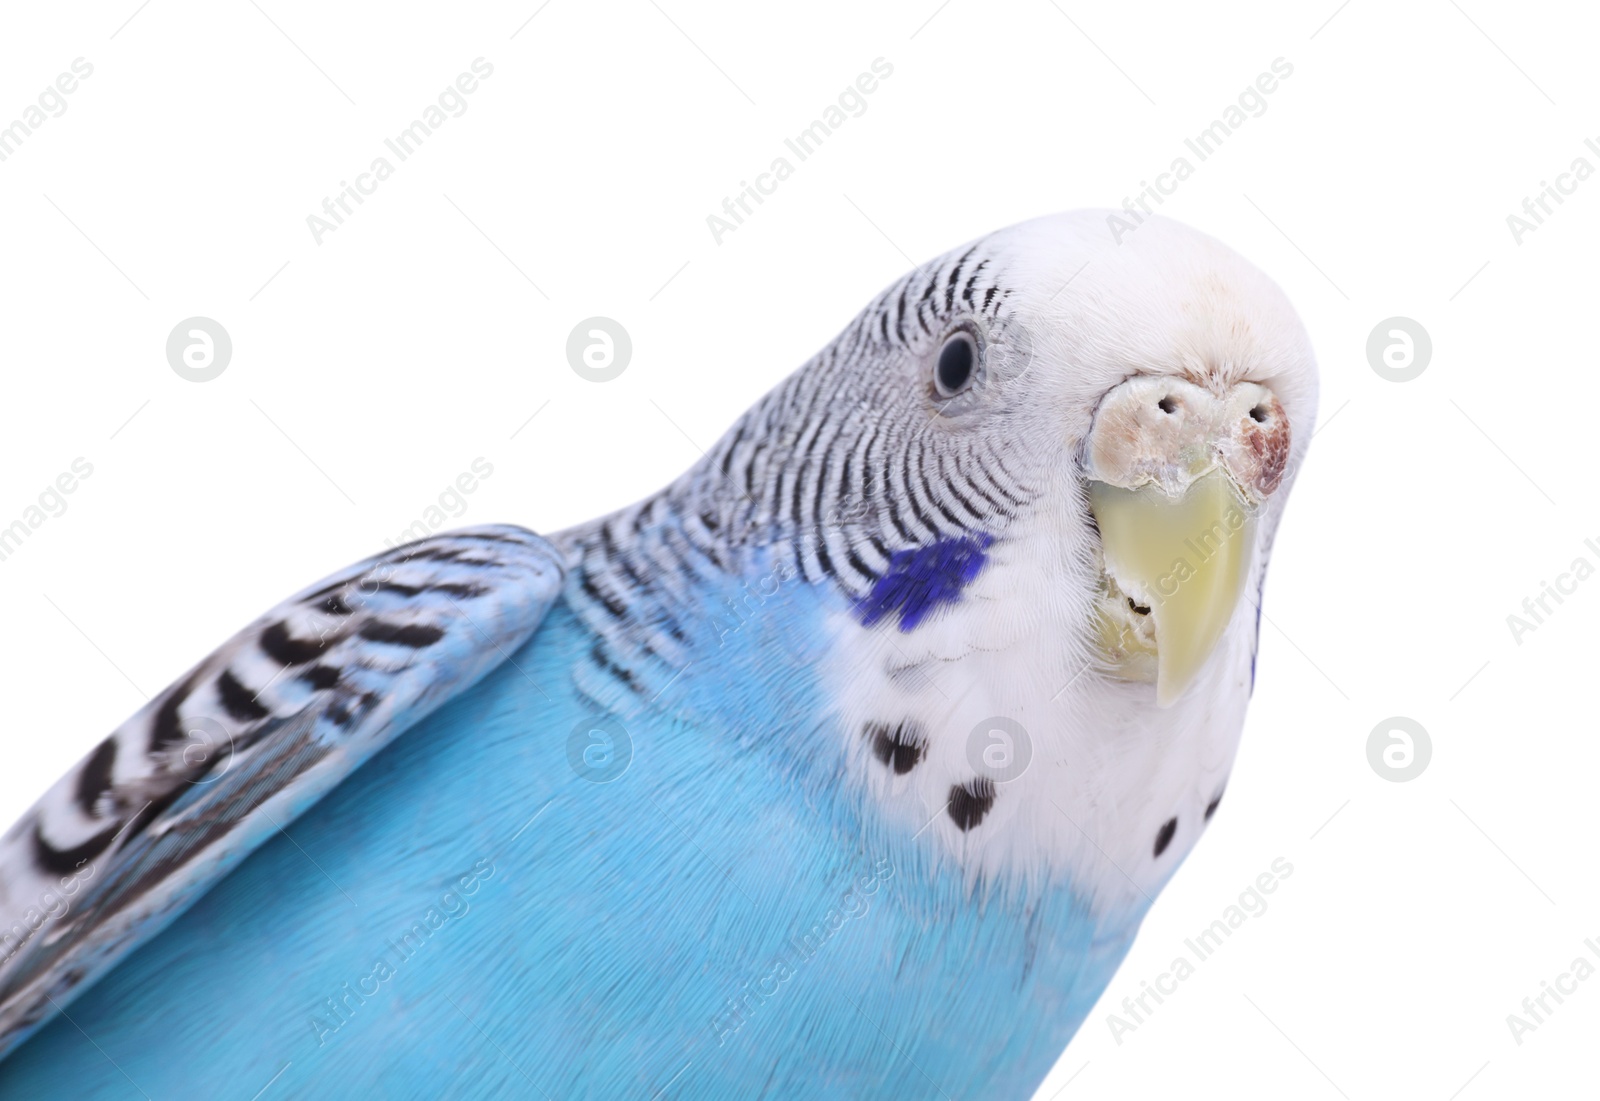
top-left (881, 212), bottom-right (1311, 706)
top-left (797, 210), bottom-right (1319, 901)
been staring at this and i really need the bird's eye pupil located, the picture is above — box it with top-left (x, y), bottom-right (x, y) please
top-left (937, 335), bottom-right (975, 394)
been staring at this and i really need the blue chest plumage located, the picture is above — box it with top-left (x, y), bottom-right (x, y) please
top-left (0, 569), bottom-right (1138, 1100)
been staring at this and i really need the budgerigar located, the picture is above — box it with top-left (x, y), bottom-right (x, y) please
top-left (0, 211), bottom-right (1315, 1099)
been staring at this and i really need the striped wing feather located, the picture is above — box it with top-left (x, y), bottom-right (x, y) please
top-left (0, 525), bottom-right (564, 1058)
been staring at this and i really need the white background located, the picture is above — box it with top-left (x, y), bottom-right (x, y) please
top-left (0, 1), bottom-right (1595, 1098)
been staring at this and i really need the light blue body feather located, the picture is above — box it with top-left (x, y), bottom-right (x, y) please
top-left (0, 565), bottom-right (1138, 1100)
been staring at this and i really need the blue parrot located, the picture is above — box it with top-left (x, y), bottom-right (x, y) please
top-left (0, 211), bottom-right (1316, 1099)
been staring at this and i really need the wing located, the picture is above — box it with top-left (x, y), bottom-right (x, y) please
top-left (0, 525), bottom-right (564, 1058)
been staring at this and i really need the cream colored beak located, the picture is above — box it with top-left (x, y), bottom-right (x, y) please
top-left (1089, 470), bottom-right (1256, 706)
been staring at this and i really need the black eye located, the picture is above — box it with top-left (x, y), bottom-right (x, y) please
top-left (935, 332), bottom-right (976, 396)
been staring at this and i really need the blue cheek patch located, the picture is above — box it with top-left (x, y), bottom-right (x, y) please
top-left (855, 534), bottom-right (994, 631)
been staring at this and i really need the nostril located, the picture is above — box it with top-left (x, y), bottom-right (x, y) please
top-left (1248, 404), bottom-right (1268, 423)
top-left (1128, 597), bottom-right (1151, 615)
top-left (1157, 396), bottom-right (1177, 414)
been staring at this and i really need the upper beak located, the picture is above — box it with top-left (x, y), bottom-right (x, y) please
top-left (1090, 471), bottom-right (1255, 706)
top-left (1083, 376), bottom-right (1290, 707)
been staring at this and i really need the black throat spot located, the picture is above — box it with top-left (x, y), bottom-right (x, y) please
top-left (948, 779), bottom-right (996, 831)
